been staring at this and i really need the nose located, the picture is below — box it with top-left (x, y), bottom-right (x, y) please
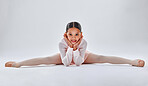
top-left (71, 36), bottom-right (76, 40)
top-left (72, 36), bottom-right (76, 38)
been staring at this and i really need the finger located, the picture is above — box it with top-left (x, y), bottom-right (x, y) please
top-left (64, 34), bottom-right (68, 39)
top-left (64, 32), bottom-right (67, 37)
top-left (64, 36), bottom-right (67, 40)
top-left (76, 38), bottom-right (81, 43)
top-left (64, 37), bottom-right (72, 47)
top-left (65, 32), bottom-right (67, 35)
top-left (74, 36), bottom-right (83, 47)
top-left (63, 35), bottom-right (66, 38)
top-left (78, 37), bottom-right (82, 43)
top-left (69, 41), bottom-right (73, 46)
top-left (81, 35), bottom-right (83, 39)
top-left (67, 39), bottom-right (72, 45)
top-left (77, 37), bottom-right (82, 45)
top-left (75, 40), bottom-right (81, 46)
top-left (64, 34), bottom-right (66, 38)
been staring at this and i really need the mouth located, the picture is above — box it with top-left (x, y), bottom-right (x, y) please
top-left (71, 40), bottom-right (77, 43)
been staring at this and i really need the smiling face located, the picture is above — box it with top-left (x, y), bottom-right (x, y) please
top-left (66, 27), bottom-right (82, 44)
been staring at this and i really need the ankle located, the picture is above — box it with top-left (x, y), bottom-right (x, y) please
top-left (126, 60), bottom-right (133, 65)
top-left (130, 59), bottom-right (139, 66)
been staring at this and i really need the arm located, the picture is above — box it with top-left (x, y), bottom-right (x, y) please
top-left (73, 40), bottom-right (87, 66)
top-left (59, 42), bottom-right (73, 66)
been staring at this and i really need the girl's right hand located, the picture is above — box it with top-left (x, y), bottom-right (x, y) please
top-left (63, 32), bottom-right (73, 48)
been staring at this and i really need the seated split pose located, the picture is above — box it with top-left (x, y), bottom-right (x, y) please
top-left (5, 21), bottom-right (145, 68)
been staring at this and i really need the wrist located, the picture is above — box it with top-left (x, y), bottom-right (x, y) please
top-left (73, 49), bottom-right (77, 51)
top-left (73, 47), bottom-right (77, 51)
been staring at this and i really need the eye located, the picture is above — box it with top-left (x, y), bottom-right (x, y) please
top-left (69, 34), bottom-right (72, 36)
top-left (76, 34), bottom-right (78, 36)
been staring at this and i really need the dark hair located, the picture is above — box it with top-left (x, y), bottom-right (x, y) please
top-left (66, 21), bottom-right (82, 32)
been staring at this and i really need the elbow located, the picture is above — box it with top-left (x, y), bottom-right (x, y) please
top-left (75, 62), bottom-right (82, 66)
top-left (63, 63), bottom-right (70, 67)
top-left (75, 58), bottom-right (84, 66)
top-left (62, 60), bottom-right (71, 67)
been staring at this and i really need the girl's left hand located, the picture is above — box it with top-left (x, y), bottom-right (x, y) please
top-left (73, 35), bottom-right (83, 51)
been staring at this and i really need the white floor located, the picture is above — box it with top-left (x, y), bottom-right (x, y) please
top-left (1, 44), bottom-right (148, 86)
top-left (1, 60), bottom-right (148, 86)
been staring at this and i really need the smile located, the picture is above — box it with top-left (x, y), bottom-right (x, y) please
top-left (71, 40), bottom-right (77, 42)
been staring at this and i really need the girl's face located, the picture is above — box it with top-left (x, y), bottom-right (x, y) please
top-left (66, 27), bottom-right (82, 44)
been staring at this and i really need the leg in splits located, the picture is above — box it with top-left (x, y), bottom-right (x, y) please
top-left (83, 52), bottom-right (145, 67)
top-left (5, 53), bottom-right (63, 68)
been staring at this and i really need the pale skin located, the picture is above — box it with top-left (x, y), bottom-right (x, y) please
top-left (5, 27), bottom-right (145, 68)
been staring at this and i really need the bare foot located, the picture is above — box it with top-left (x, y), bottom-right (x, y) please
top-left (131, 59), bottom-right (145, 67)
top-left (5, 61), bottom-right (21, 68)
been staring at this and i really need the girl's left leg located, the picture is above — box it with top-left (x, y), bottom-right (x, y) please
top-left (83, 52), bottom-right (145, 67)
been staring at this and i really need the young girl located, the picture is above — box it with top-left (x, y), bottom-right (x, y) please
top-left (5, 21), bottom-right (145, 68)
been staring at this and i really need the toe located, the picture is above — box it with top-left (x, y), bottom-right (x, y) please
top-left (138, 60), bottom-right (145, 67)
top-left (5, 61), bottom-right (15, 67)
top-left (131, 59), bottom-right (145, 67)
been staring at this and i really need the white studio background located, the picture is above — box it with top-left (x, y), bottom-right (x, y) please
top-left (0, 0), bottom-right (148, 63)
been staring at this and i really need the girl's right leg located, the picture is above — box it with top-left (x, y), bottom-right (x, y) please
top-left (5, 53), bottom-right (63, 68)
